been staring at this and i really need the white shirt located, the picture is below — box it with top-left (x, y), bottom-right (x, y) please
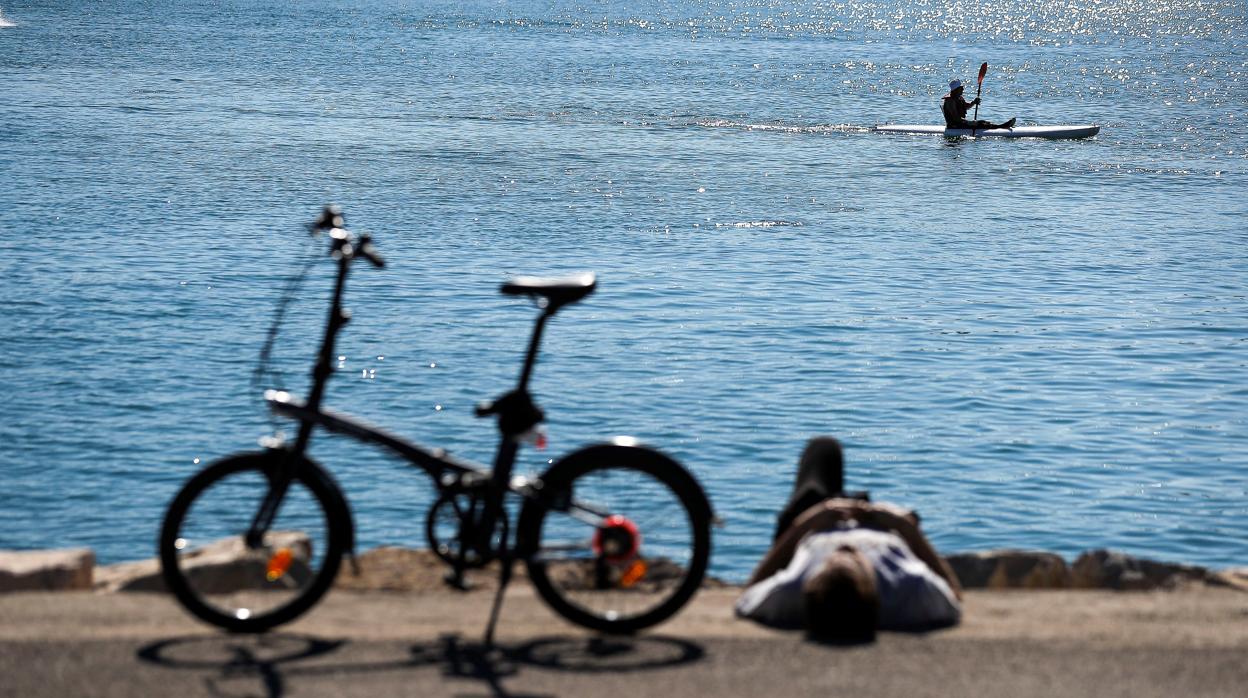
top-left (735, 527), bottom-right (961, 630)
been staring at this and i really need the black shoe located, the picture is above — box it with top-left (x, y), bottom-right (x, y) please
top-left (1001, 118), bottom-right (1016, 129)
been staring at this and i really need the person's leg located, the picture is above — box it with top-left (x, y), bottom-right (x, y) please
top-left (774, 437), bottom-right (845, 540)
top-left (973, 118), bottom-right (1015, 129)
top-left (794, 437), bottom-right (845, 495)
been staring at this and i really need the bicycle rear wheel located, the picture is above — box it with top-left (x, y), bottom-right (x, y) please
top-left (159, 451), bottom-right (348, 632)
top-left (519, 444), bottom-right (712, 634)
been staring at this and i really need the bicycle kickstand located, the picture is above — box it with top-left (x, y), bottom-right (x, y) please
top-left (482, 551), bottom-right (514, 648)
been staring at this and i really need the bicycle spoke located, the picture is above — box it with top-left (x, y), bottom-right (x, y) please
top-left (526, 457), bottom-right (708, 633)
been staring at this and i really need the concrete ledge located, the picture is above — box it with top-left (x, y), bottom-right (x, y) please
top-left (4, 588), bottom-right (1248, 698)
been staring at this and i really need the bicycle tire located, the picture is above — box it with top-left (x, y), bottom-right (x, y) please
top-left (159, 451), bottom-right (350, 633)
top-left (518, 443), bottom-right (712, 634)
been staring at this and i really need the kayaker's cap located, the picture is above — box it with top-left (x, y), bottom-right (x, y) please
top-left (949, 79), bottom-right (963, 92)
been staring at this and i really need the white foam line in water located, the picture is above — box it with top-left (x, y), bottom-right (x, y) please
top-left (713, 221), bottom-right (804, 229)
top-left (696, 119), bottom-right (871, 135)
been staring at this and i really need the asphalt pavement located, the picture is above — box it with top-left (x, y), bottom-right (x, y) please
top-left (3, 587), bottom-right (1247, 697)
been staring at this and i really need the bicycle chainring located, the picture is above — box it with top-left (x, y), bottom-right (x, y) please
top-left (426, 488), bottom-right (509, 569)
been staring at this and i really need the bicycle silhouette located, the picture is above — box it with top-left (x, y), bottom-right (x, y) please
top-left (159, 207), bottom-right (713, 643)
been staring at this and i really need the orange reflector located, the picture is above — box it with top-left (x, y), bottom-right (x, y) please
top-left (266, 548), bottom-right (294, 582)
top-left (620, 560), bottom-right (647, 588)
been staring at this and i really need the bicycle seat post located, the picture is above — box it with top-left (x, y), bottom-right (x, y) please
top-left (516, 310), bottom-right (553, 393)
top-left (501, 273), bottom-right (597, 393)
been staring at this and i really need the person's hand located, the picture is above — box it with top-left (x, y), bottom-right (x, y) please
top-left (873, 502), bottom-right (915, 519)
top-left (972, 97), bottom-right (981, 106)
top-left (861, 502), bottom-right (920, 529)
top-left (815, 498), bottom-right (866, 522)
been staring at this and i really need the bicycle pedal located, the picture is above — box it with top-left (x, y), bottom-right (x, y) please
top-left (443, 570), bottom-right (475, 592)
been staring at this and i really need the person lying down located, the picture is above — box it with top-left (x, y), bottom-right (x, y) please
top-left (735, 437), bottom-right (963, 641)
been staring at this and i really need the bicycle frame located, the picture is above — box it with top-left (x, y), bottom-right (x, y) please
top-left (247, 219), bottom-right (590, 575)
top-left (263, 391), bottom-right (543, 503)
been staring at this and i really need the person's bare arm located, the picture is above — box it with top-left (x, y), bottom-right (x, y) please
top-left (746, 498), bottom-right (866, 585)
top-left (858, 506), bottom-right (963, 600)
top-left (747, 498), bottom-right (964, 599)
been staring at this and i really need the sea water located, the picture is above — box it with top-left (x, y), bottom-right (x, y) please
top-left (1, 0), bottom-right (1244, 581)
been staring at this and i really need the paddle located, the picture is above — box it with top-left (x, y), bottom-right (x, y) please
top-left (971, 62), bottom-right (988, 136)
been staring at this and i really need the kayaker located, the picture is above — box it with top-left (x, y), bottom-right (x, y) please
top-left (942, 79), bottom-right (1015, 130)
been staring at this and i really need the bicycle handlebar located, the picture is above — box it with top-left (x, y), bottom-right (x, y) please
top-left (311, 205), bottom-right (385, 269)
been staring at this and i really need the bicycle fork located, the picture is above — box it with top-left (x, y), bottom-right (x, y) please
top-left (245, 451), bottom-right (300, 548)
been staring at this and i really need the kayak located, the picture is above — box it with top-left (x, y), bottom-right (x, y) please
top-left (873, 124), bottom-right (1100, 140)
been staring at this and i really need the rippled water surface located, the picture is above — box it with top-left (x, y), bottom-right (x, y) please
top-left (2, 0), bottom-right (1245, 580)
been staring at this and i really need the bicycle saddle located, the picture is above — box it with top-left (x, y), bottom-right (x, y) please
top-left (501, 273), bottom-right (596, 311)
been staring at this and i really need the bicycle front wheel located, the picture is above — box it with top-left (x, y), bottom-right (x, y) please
top-left (519, 444), bottom-right (712, 634)
top-left (159, 451), bottom-right (348, 632)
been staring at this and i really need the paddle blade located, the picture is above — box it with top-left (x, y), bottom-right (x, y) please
top-left (977, 62), bottom-right (988, 85)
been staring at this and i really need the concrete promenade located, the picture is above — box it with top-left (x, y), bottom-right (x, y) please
top-left (3, 586), bottom-right (1247, 697)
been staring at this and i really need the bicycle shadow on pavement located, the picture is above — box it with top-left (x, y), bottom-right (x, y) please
top-left (137, 631), bottom-right (705, 698)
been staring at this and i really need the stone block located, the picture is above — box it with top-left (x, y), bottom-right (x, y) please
top-left (1207, 567), bottom-right (1248, 592)
top-left (98, 531), bottom-right (311, 593)
top-left (1070, 549), bottom-right (1209, 590)
top-left (944, 549), bottom-right (1070, 589)
top-left (0, 548), bottom-right (95, 592)
top-left (94, 557), bottom-right (165, 593)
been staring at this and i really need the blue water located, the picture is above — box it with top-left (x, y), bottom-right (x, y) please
top-left (2, 0), bottom-right (1245, 582)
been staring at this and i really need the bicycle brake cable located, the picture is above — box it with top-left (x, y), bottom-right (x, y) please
top-left (250, 240), bottom-right (321, 422)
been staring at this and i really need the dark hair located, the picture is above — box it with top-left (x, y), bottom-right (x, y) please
top-left (802, 552), bottom-right (879, 642)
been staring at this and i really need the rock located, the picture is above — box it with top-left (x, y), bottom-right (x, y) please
top-left (539, 556), bottom-right (693, 594)
top-left (944, 550), bottom-right (1070, 589)
top-left (1070, 549), bottom-right (1209, 591)
top-left (94, 558), bottom-right (165, 593)
top-left (1207, 567), bottom-right (1248, 592)
top-left (332, 546), bottom-right (730, 593)
top-left (0, 548), bottom-right (95, 592)
top-left (335, 546), bottom-right (463, 593)
top-left (98, 532), bottom-right (312, 594)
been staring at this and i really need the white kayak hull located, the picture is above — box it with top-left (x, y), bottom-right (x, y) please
top-left (873, 124), bottom-right (1100, 140)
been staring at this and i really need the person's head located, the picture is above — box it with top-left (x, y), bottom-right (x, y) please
top-left (949, 79), bottom-right (963, 95)
top-left (801, 545), bottom-right (879, 642)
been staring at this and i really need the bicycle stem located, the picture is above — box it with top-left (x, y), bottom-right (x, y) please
top-left (298, 238), bottom-right (354, 449)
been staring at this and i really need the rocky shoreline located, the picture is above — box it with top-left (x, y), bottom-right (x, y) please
top-left (3, 545), bottom-right (1247, 595)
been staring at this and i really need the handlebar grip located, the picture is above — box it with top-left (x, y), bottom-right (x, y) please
top-left (356, 235), bottom-right (385, 268)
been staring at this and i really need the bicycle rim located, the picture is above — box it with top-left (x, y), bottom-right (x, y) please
top-left (161, 454), bottom-right (343, 631)
top-left (525, 459), bottom-right (709, 633)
